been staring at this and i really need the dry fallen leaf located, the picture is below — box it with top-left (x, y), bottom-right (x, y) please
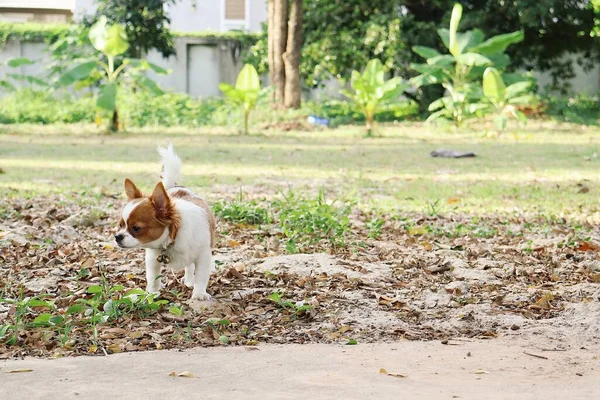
top-left (81, 258), bottom-right (95, 268)
top-left (380, 368), bottom-right (406, 378)
top-left (7, 369), bottom-right (33, 373)
top-left (576, 241), bottom-right (600, 252)
top-left (387, 372), bottom-right (407, 378)
top-left (169, 371), bottom-right (195, 378)
top-left (107, 343), bottom-right (122, 353)
top-left (408, 227), bottom-right (427, 236)
top-left (533, 292), bottom-right (554, 309)
top-left (227, 239), bottom-right (241, 248)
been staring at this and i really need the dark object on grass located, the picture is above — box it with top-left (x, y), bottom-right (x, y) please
top-left (430, 149), bottom-right (476, 158)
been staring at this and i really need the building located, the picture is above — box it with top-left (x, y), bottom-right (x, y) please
top-left (0, 1), bottom-right (266, 33)
top-left (0, 0), bottom-right (75, 23)
top-left (74, 0), bottom-right (266, 32)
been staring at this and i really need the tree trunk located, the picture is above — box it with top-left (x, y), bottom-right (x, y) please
top-left (283, 0), bottom-right (303, 109)
top-left (272, 0), bottom-right (288, 106)
top-left (243, 109), bottom-right (249, 135)
top-left (267, 0), bottom-right (275, 99)
top-left (111, 107), bottom-right (119, 132)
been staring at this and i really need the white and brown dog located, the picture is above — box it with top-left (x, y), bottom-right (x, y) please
top-left (115, 144), bottom-right (215, 300)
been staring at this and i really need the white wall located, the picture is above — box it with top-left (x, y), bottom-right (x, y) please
top-left (248, 0), bottom-right (267, 32)
top-left (73, 0), bottom-right (95, 19)
top-left (145, 36), bottom-right (245, 98)
top-left (0, 39), bottom-right (51, 87)
top-left (0, 36), bottom-right (244, 99)
top-left (165, 0), bottom-right (221, 32)
top-left (533, 55), bottom-right (600, 94)
top-left (73, 0), bottom-right (266, 32)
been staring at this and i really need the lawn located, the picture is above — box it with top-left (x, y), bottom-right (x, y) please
top-left (1, 121), bottom-right (600, 219)
top-left (2, 121), bottom-right (600, 358)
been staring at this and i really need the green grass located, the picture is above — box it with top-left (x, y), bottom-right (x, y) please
top-left (1, 122), bottom-right (600, 219)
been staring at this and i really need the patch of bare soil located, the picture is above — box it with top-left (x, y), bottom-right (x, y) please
top-left (1, 195), bottom-right (600, 358)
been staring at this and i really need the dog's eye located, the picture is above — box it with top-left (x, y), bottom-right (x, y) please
top-left (132, 226), bottom-right (141, 233)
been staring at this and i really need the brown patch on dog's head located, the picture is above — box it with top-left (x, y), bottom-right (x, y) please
top-left (116, 182), bottom-right (180, 247)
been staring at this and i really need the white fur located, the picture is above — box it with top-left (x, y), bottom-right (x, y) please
top-left (118, 145), bottom-right (213, 300)
top-left (157, 143), bottom-right (181, 190)
top-left (143, 199), bottom-right (213, 299)
top-left (117, 201), bottom-right (143, 248)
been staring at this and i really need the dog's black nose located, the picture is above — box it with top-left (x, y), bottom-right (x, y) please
top-left (115, 233), bottom-right (124, 242)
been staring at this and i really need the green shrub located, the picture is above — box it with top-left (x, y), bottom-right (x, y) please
top-left (0, 88), bottom-right (229, 127)
top-left (0, 89), bottom-right (419, 128)
top-left (545, 93), bottom-right (600, 125)
top-left (219, 64), bottom-right (266, 134)
top-left (340, 59), bottom-right (409, 134)
top-left (0, 89), bottom-right (95, 124)
top-left (118, 90), bottom-right (227, 127)
top-left (304, 100), bottom-right (418, 127)
top-left (411, 3), bottom-right (525, 127)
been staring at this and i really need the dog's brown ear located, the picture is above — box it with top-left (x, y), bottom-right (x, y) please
top-left (150, 181), bottom-right (171, 218)
top-left (124, 178), bottom-right (143, 200)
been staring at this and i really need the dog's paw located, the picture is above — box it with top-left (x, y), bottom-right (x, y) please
top-left (191, 291), bottom-right (212, 301)
top-left (181, 277), bottom-right (194, 289)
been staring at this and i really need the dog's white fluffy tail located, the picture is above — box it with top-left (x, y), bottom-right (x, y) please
top-left (157, 143), bottom-right (181, 189)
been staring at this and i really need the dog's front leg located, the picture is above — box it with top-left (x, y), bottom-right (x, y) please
top-left (145, 249), bottom-right (162, 294)
top-left (191, 248), bottom-right (212, 300)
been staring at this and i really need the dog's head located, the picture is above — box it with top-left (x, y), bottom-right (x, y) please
top-left (115, 179), bottom-right (178, 248)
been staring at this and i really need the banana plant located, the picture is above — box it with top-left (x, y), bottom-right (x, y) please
top-left (0, 58), bottom-right (41, 91)
top-left (340, 59), bottom-right (408, 135)
top-left (58, 16), bottom-right (167, 132)
top-left (219, 64), bottom-right (265, 135)
top-left (411, 3), bottom-right (524, 127)
top-left (481, 67), bottom-right (537, 131)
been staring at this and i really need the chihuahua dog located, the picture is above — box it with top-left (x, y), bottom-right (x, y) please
top-left (115, 144), bottom-right (215, 300)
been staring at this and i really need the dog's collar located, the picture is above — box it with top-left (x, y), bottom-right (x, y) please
top-left (156, 242), bottom-right (173, 266)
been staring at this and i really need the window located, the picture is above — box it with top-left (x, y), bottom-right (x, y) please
top-left (225, 0), bottom-right (245, 20)
top-left (222, 0), bottom-right (248, 31)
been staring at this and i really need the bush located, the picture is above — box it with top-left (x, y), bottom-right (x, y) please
top-left (0, 89), bottom-right (95, 124)
top-left (0, 87), bottom-right (419, 129)
top-left (0, 88), bottom-right (229, 127)
top-left (304, 100), bottom-right (419, 127)
top-left (545, 94), bottom-right (600, 125)
top-left (118, 90), bottom-right (227, 127)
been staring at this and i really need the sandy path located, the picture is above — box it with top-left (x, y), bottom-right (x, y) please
top-left (2, 338), bottom-right (599, 400)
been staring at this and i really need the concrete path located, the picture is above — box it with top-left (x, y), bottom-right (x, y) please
top-left (1, 339), bottom-right (599, 400)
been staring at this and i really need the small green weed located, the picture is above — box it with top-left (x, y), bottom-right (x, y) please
top-left (213, 196), bottom-right (270, 225)
top-left (366, 216), bottom-right (385, 239)
top-left (273, 190), bottom-right (352, 253)
top-left (0, 291), bottom-right (54, 345)
top-left (268, 291), bottom-right (312, 316)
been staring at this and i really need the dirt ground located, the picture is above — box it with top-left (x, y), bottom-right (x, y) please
top-left (2, 192), bottom-right (600, 359)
